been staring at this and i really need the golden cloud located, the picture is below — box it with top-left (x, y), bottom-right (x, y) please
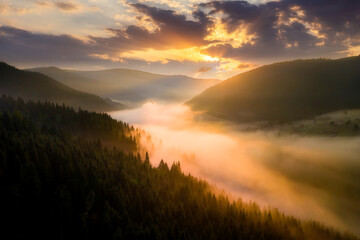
top-left (119, 47), bottom-right (219, 63)
top-left (205, 18), bottom-right (255, 48)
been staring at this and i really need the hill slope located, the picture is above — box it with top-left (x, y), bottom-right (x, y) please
top-left (0, 62), bottom-right (124, 112)
top-left (29, 67), bottom-right (144, 104)
top-left (187, 56), bottom-right (360, 122)
top-left (32, 67), bottom-right (220, 106)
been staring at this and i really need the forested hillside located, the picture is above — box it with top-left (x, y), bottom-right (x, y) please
top-left (0, 62), bottom-right (124, 112)
top-left (187, 56), bottom-right (360, 123)
top-left (0, 96), bottom-right (357, 240)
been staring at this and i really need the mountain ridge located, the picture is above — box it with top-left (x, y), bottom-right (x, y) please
top-left (0, 62), bottom-right (124, 112)
top-left (187, 56), bottom-right (360, 123)
top-left (31, 66), bottom-right (220, 106)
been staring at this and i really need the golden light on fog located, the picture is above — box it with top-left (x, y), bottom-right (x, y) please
top-left (111, 102), bottom-right (360, 235)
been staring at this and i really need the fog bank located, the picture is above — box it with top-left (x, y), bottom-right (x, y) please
top-left (111, 102), bottom-right (360, 236)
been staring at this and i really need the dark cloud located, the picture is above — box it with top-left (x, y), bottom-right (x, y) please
top-left (0, 10), bottom-right (211, 66)
top-left (197, 66), bottom-right (212, 73)
top-left (0, 26), bottom-right (218, 76)
top-left (289, 0), bottom-right (360, 39)
top-left (200, 0), bottom-right (359, 61)
top-left (0, 2), bottom-right (212, 65)
top-left (54, 1), bottom-right (78, 11)
top-left (90, 3), bottom-right (213, 51)
top-left (0, 26), bottom-right (96, 64)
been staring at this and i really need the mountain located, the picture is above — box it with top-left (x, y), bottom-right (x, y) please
top-left (0, 62), bottom-right (124, 112)
top-left (0, 96), bottom-right (356, 240)
top-left (187, 56), bottom-right (360, 123)
top-left (29, 67), bottom-right (144, 104)
top-left (31, 67), bottom-right (220, 106)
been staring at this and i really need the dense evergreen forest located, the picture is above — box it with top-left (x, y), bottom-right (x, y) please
top-left (0, 96), bottom-right (357, 240)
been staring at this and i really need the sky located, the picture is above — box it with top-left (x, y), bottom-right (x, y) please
top-left (0, 0), bottom-right (359, 79)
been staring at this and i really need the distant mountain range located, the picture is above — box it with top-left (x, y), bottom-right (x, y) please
top-left (187, 56), bottom-right (360, 123)
top-left (31, 67), bottom-right (220, 107)
top-left (0, 62), bottom-right (124, 112)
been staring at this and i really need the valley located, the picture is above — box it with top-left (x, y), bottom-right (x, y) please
top-left (2, 55), bottom-right (360, 240)
top-left (111, 102), bottom-right (360, 236)
top-left (2, 1), bottom-right (360, 239)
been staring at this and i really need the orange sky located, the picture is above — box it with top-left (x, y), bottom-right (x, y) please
top-left (0, 0), bottom-right (359, 79)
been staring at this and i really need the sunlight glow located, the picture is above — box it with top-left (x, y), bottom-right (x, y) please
top-left (119, 47), bottom-right (220, 63)
top-left (340, 44), bottom-right (360, 56)
top-left (205, 19), bottom-right (254, 48)
top-left (118, 46), bottom-right (251, 78)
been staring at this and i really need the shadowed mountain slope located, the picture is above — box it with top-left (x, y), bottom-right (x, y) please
top-left (187, 56), bottom-right (360, 123)
top-left (1, 62), bottom-right (124, 112)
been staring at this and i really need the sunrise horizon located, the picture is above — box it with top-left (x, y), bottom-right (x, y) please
top-left (1, 0), bottom-right (359, 79)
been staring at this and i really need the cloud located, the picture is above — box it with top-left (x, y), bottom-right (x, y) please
top-left (0, 26), bottom-right (224, 77)
top-left (36, 1), bottom-right (50, 7)
top-left (200, 0), bottom-right (360, 61)
top-left (54, 1), bottom-right (79, 11)
top-left (237, 63), bottom-right (251, 69)
top-left (197, 66), bottom-right (212, 73)
top-left (0, 3), bottom-right (34, 15)
top-left (0, 4), bottom-right (6, 13)
top-left (90, 3), bottom-right (213, 52)
top-left (0, 1), bottom-right (359, 77)
top-left (35, 1), bottom-right (101, 14)
top-left (91, 0), bottom-right (360, 67)
top-left (0, 26), bottom-right (95, 64)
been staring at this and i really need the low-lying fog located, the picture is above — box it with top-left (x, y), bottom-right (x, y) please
top-left (111, 102), bottom-right (360, 236)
